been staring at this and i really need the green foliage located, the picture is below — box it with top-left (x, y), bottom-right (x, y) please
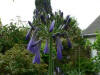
top-left (89, 33), bottom-right (100, 74)
top-left (94, 54), bottom-right (100, 72)
top-left (53, 17), bottom-right (91, 74)
top-left (35, 0), bottom-right (52, 14)
top-left (93, 33), bottom-right (100, 50)
top-left (61, 57), bottom-right (97, 75)
top-left (0, 44), bottom-right (48, 75)
top-left (67, 69), bottom-right (85, 75)
top-left (0, 23), bottom-right (28, 54)
top-left (84, 39), bottom-right (92, 49)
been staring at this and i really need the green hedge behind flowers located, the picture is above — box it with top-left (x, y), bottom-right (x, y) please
top-left (0, 22), bottom-right (28, 54)
top-left (0, 23), bottom-right (48, 74)
top-left (0, 44), bottom-right (48, 75)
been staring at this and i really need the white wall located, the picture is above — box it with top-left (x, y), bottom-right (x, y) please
top-left (87, 37), bottom-right (97, 58)
top-left (86, 36), bottom-right (100, 75)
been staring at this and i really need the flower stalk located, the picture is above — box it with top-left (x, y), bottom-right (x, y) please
top-left (49, 34), bottom-right (53, 75)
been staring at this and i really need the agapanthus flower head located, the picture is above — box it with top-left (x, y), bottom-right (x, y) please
top-left (44, 39), bottom-right (49, 54)
top-left (33, 41), bottom-right (41, 64)
top-left (25, 28), bottom-right (32, 40)
top-left (26, 13), bottom-right (73, 64)
top-left (56, 37), bottom-right (63, 60)
top-left (49, 20), bottom-right (55, 32)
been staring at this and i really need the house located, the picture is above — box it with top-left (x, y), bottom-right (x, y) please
top-left (82, 16), bottom-right (100, 58)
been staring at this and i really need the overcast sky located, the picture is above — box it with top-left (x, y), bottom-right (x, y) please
top-left (0, 0), bottom-right (100, 30)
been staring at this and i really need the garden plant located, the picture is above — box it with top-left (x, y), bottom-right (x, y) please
top-left (0, 0), bottom-right (99, 75)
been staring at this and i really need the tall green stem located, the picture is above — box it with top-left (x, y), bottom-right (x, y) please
top-left (49, 36), bottom-right (53, 75)
top-left (79, 47), bottom-right (80, 75)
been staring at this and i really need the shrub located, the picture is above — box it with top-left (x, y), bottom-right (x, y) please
top-left (0, 44), bottom-right (48, 75)
top-left (0, 23), bottom-right (28, 54)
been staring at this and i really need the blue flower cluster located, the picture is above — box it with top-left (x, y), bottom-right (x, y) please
top-left (26, 11), bottom-right (72, 64)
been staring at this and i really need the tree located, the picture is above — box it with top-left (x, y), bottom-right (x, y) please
top-left (35, 0), bottom-right (52, 14)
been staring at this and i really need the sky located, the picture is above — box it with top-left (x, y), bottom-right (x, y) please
top-left (0, 0), bottom-right (100, 30)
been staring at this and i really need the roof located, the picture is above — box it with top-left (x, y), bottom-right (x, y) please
top-left (82, 33), bottom-right (96, 38)
top-left (82, 16), bottom-right (100, 36)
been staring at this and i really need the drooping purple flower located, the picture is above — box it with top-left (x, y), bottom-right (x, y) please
top-left (60, 12), bottom-right (63, 17)
top-left (25, 28), bottom-right (32, 40)
top-left (27, 29), bottom-right (38, 53)
top-left (28, 21), bottom-right (35, 30)
top-left (63, 15), bottom-right (71, 29)
top-left (44, 39), bottom-right (49, 54)
top-left (40, 15), bottom-right (44, 21)
top-left (33, 41), bottom-right (41, 64)
top-left (59, 10), bottom-right (63, 17)
top-left (33, 54), bottom-right (40, 64)
top-left (40, 14), bottom-right (46, 24)
top-left (49, 20), bottom-right (55, 32)
top-left (27, 36), bottom-right (36, 54)
top-left (27, 39), bottom-right (41, 54)
top-left (56, 37), bottom-right (63, 60)
top-left (57, 46), bottom-right (62, 60)
top-left (28, 21), bottom-right (32, 26)
top-left (57, 36), bottom-right (63, 50)
top-left (33, 51), bottom-right (40, 64)
top-left (34, 9), bottom-right (39, 18)
top-left (32, 39), bottom-right (41, 47)
top-left (67, 38), bottom-right (72, 48)
top-left (66, 15), bottom-right (70, 22)
top-left (33, 48), bottom-right (40, 64)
